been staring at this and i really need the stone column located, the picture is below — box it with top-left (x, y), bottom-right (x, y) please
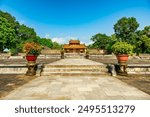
top-left (26, 61), bottom-right (37, 76)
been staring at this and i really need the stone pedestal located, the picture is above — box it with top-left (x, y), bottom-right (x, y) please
top-left (26, 61), bottom-right (37, 76)
top-left (117, 62), bottom-right (128, 76)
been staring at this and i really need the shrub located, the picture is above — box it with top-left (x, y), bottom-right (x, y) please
top-left (112, 41), bottom-right (133, 55)
top-left (23, 42), bottom-right (42, 56)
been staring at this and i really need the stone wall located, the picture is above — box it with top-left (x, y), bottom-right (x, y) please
top-left (41, 49), bottom-right (61, 55)
top-left (38, 54), bottom-right (61, 59)
top-left (89, 54), bottom-right (116, 59)
top-left (127, 64), bottom-right (150, 74)
top-left (0, 64), bottom-right (27, 74)
top-left (88, 49), bottom-right (107, 55)
top-left (139, 54), bottom-right (150, 60)
top-left (0, 53), bottom-right (10, 59)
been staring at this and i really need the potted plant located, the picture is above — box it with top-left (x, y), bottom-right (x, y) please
top-left (23, 42), bottom-right (42, 76)
top-left (111, 41), bottom-right (133, 63)
top-left (23, 42), bottom-right (42, 61)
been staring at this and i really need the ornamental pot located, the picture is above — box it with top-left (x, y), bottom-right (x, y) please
top-left (116, 54), bottom-right (129, 63)
top-left (26, 55), bottom-right (37, 61)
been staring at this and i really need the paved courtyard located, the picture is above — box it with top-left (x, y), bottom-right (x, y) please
top-left (2, 58), bottom-right (150, 100)
top-left (2, 75), bottom-right (150, 100)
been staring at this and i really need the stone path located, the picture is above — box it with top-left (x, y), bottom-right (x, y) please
top-left (2, 58), bottom-right (150, 100)
top-left (49, 58), bottom-right (104, 65)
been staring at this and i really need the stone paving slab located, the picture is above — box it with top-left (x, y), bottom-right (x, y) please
top-left (2, 75), bottom-right (150, 100)
top-left (1, 58), bottom-right (150, 100)
top-left (49, 58), bottom-right (104, 65)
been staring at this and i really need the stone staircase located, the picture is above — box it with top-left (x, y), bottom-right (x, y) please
top-left (41, 59), bottom-right (108, 76)
top-left (64, 53), bottom-right (85, 59)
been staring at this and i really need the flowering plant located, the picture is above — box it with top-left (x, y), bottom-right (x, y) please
top-left (23, 42), bottom-right (42, 56)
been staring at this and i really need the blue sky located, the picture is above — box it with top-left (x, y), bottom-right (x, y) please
top-left (0, 0), bottom-right (150, 44)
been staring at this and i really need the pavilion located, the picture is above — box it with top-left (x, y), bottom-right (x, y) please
top-left (63, 40), bottom-right (86, 53)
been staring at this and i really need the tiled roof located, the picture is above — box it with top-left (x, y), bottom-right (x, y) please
top-left (69, 40), bottom-right (80, 44)
top-left (63, 44), bottom-right (86, 49)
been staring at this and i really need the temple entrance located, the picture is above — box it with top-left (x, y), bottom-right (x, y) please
top-left (63, 40), bottom-right (87, 58)
top-left (63, 40), bottom-right (86, 53)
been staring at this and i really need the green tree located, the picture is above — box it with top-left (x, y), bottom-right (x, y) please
top-left (0, 10), bottom-right (19, 52)
top-left (134, 27), bottom-right (150, 54)
top-left (87, 44), bottom-right (94, 49)
top-left (142, 26), bottom-right (150, 37)
top-left (0, 10), bottom-right (38, 53)
top-left (90, 33), bottom-right (111, 49)
top-left (0, 10), bottom-right (19, 30)
top-left (0, 17), bottom-right (16, 51)
top-left (52, 41), bottom-right (62, 49)
top-left (140, 35), bottom-right (150, 53)
top-left (36, 37), bottom-right (53, 48)
top-left (106, 34), bottom-right (118, 53)
top-left (17, 24), bottom-right (37, 51)
top-left (18, 24), bottom-right (36, 41)
top-left (114, 17), bottom-right (139, 44)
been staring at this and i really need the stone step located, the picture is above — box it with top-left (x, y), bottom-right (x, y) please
top-left (42, 68), bottom-right (107, 72)
top-left (41, 64), bottom-right (108, 76)
top-left (41, 72), bottom-right (107, 76)
top-left (44, 64), bottom-right (107, 68)
top-left (41, 58), bottom-right (109, 76)
top-left (64, 53), bottom-right (85, 58)
top-left (65, 56), bottom-right (85, 58)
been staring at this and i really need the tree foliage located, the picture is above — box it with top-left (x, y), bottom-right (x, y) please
top-left (142, 26), bottom-right (150, 38)
top-left (90, 33), bottom-right (111, 49)
top-left (90, 17), bottom-right (150, 54)
top-left (36, 36), bottom-right (53, 48)
top-left (133, 26), bottom-right (150, 54)
top-left (0, 10), bottom-right (62, 53)
top-left (140, 35), bottom-right (150, 53)
top-left (0, 10), bottom-right (19, 30)
top-left (0, 10), bottom-right (38, 52)
top-left (114, 17), bottom-right (139, 44)
top-left (52, 41), bottom-right (62, 49)
top-left (111, 41), bottom-right (133, 55)
top-left (18, 24), bottom-right (36, 41)
top-left (17, 24), bottom-right (37, 51)
top-left (89, 33), bottom-right (117, 53)
top-left (0, 17), bottom-right (16, 51)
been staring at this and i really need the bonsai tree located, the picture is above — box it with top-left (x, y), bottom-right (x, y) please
top-left (23, 42), bottom-right (42, 76)
top-left (23, 42), bottom-right (42, 56)
top-left (111, 41), bottom-right (133, 55)
top-left (112, 41), bottom-right (134, 75)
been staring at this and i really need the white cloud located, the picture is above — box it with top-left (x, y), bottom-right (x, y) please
top-left (86, 41), bottom-right (93, 45)
top-left (52, 37), bottom-right (66, 44)
top-left (66, 36), bottom-right (78, 40)
top-left (51, 36), bottom-right (78, 44)
top-left (80, 41), bottom-right (93, 46)
top-left (44, 34), bottom-right (92, 45)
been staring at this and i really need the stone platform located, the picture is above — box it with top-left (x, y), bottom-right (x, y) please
top-left (1, 58), bottom-right (150, 100)
top-left (41, 58), bottom-right (108, 76)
